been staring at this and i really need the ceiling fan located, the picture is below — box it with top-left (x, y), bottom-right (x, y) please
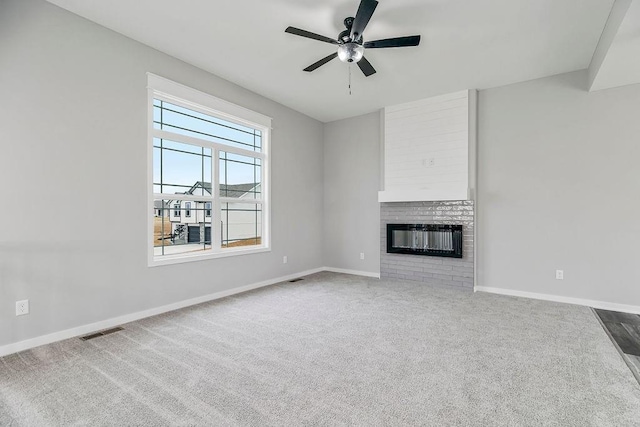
top-left (285, 0), bottom-right (421, 77)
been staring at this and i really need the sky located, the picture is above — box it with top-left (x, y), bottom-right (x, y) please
top-left (152, 100), bottom-right (262, 195)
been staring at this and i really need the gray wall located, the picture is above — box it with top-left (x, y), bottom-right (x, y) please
top-left (477, 70), bottom-right (640, 306)
top-left (0, 0), bottom-right (324, 347)
top-left (323, 112), bottom-right (380, 274)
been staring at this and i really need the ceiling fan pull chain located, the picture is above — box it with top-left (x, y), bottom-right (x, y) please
top-left (349, 64), bottom-right (352, 96)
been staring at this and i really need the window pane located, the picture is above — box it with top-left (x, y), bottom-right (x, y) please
top-left (162, 150), bottom-right (206, 191)
top-left (154, 100), bottom-right (262, 152)
top-left (155, 138), bottom-right (212, 156)
top-left (153, 138), bottom-right (212, 195)
top-left (154, 199), bottom-right (212, 257)
top-left (204, 210), bottom-right (212, 245)
top-left (219, 151), bottom-right (261, 199)
top-left (157, 184), bottom-right (197, 195)
top-left (153, 104), bottom-right (161, 123)
top-left (153, 199), bottom-right (170, 252)
top-left (221, 203), bottom-right (262, 248)
top-left (153, 147), bottom-right (161, 185)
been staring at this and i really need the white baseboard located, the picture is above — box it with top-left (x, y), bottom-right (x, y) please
top-left (323, 267), bottom-right (381, 279)
top-left (475, 286), bottom-right (640, 315)
top-left (0, 267), bottom-right (324, 358)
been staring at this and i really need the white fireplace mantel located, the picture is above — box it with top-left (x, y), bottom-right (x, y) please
top-left (377, 187), bottom-right (472, 203)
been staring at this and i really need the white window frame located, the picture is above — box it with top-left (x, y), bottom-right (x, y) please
top-left (147, 73), bottom-right (271, 267)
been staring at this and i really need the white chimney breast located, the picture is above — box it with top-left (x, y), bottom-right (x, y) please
top-left (379, 90), bottom-right (477, 202)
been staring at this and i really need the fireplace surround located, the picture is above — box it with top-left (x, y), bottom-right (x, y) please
top-left (380, 201), bottom-right (474, 289)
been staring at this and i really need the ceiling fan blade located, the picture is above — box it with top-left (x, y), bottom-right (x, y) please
top-left (285, 26), bottom-right (338, 45)
top-left (350, 0), bottom-right (378, 41)
top-left (304, 52), bottom-right (339, 72)
top-left (364, 35), bottom-right (421, 49)
top-left (357, 56), bottom-right (376, 77)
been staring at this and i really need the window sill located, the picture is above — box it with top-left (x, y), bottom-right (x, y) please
top-left (149, 246), bottom-right (271, 267)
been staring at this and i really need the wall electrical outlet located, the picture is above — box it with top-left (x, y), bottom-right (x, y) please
top-left (360, 252), bottom-right (365, 260)
top-left (16, 300), bottom-right (29, 316)
top-left (283, 255), bottom-right (288, 264)
top-left (556, 270), bottom-right (564, 280)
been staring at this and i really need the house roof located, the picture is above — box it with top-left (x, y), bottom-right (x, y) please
top-left (221, 183), bottom-right (259, 198)
top-left (156, 182), bottom-right (259, 205)
top-left (154, 200), bottom-right (169, 209)
top-left (186, 181), bottom-right (259, 199)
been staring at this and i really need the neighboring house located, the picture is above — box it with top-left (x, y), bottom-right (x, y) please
top-left (154, 200), bottom-right (169, 217)
top-left (165, 181), bottom-right (261, 245)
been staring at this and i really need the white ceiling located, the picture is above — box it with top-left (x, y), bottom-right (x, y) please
top-left (589, 0), bottom-right (640, 91)
top-left (46, 0), bottom-right (614, 122)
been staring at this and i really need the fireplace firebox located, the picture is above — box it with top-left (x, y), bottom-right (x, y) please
top-left (387, 224), bottom-right (463, 258)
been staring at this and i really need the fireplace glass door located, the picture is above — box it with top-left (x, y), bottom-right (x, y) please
top-left (387, 224), bottom-right (463, 258)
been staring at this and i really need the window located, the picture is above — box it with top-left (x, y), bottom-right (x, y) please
top-left (148, 74), bottom-right (270, 266)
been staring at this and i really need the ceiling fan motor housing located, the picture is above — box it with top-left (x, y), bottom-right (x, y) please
top-left (344, 17), bottom-right (355, 29)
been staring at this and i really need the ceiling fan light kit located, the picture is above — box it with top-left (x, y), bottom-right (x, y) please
top-left (337, 43), bottom-right (364, 63)
top-left (285, 0), bottom-right (421, 77)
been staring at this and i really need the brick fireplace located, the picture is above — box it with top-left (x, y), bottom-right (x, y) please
top-left (380, 201), bottom-right (474, 289)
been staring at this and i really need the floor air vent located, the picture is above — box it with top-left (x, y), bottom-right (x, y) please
top-left (289, 278), bottom-right (304, 283)
top-left (80, 327), bottom-right (124, 341)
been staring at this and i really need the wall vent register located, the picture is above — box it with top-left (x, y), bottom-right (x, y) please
top-left (387, 224), bottom-right (463, 258)
top-left (80, 327), bottom-right (124, 341)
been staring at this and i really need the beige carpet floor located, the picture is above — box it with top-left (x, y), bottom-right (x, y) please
top-left (1, 272), bottom-right (640, 426)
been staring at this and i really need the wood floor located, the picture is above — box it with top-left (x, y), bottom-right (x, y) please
top-left (595, 309), bottom-right (640, 381)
